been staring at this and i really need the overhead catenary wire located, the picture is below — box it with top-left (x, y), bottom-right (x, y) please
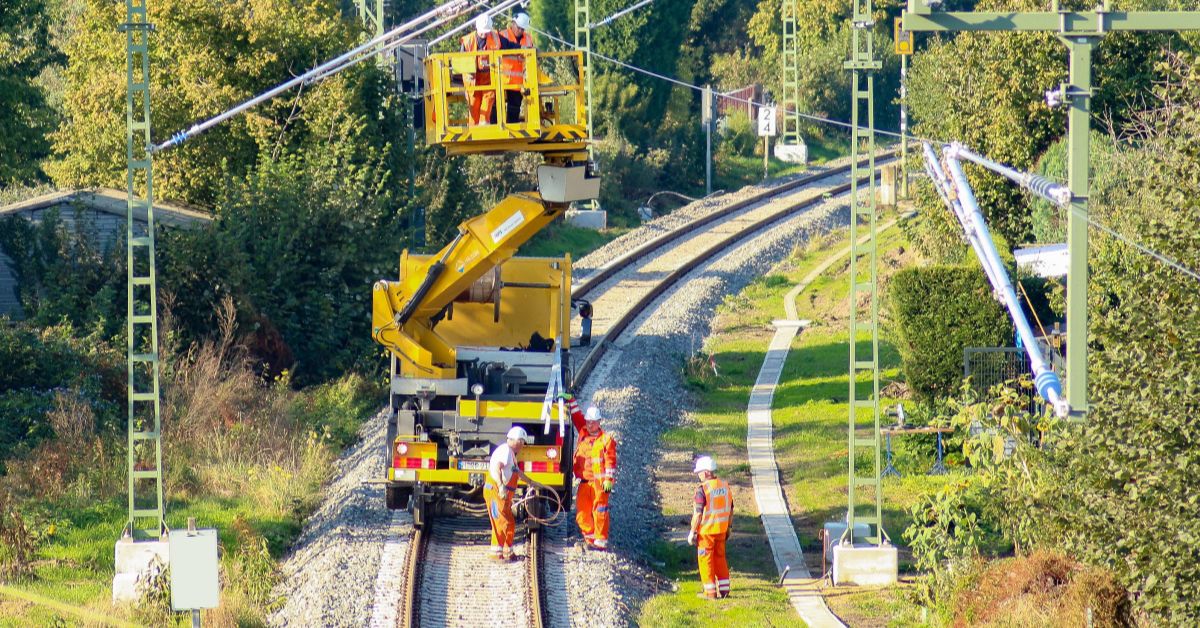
top-left (589, 0), bottom-right (657, 29)
top-left (150, 0), bottom-right (492, 153)
top-left (503, 4), bottom-right (1199, 285)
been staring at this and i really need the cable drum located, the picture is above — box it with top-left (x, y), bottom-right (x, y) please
top-left (515, 488), bottom-right (568, 527)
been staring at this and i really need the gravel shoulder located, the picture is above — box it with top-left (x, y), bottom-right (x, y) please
top-left (557, 191), bottom-right (854, 626)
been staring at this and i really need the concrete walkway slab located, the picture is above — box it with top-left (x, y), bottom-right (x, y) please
top-left (745, 217), bottom-right (903, 627)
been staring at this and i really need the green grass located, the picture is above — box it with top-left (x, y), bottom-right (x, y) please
top-left (713, 134), bottom-right (850, 193)
top-left (639, 209), bottom-right (952, 626)
top-left (0, 374), bottom-right (383, 625)
top-left (640, 534), bottom-right (796, 627)
top-left (518, 222), bottom-right (628, 258)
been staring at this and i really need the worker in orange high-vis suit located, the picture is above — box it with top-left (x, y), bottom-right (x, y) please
top-left (688, 455), bottom-right (732, 599)
top-left (498, 12), bottom-right (533, 124)
top-left (485, 426), bottom-right (545, 560)
top-left (560, 394), bottom-right (618, 551)
top-left (460, 14), bottom-right (502, 125)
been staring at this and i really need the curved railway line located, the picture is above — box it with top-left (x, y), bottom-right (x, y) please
top-left (388, 152), bottom-right (892, 627)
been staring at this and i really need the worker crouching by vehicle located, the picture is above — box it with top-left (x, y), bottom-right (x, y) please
top-left (485, 426), bottom-right (544, 561)
top-left (560, 394), bottom-right (617, 551)
top-left (688, 456), bottom-right (732, 599)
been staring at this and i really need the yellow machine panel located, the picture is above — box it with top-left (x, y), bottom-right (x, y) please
top-left (424, 49), bottom-right (589, 157)
top-left (428, 256), bottom-right (571, 352)
top-left (457, 399), bottom-right (547, 420)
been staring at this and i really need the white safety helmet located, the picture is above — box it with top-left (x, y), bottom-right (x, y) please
top-left (475, 14), bottom-right (493, 34)
top-left (693, 455), bottom-right (716, 474)
top-left (507, 426), bottom-right (528, 441)
top-left (513, 12), bottom-right (531, 30)
top-left (584, 405), bottom-right (602, 423)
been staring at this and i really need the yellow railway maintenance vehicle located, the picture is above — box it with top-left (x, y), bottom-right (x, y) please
top-left (372, 46), bottom-right (598, 527)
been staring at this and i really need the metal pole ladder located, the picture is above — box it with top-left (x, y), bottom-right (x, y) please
top-left (842, 0), bottom-right (886, 548)
top-left (121, 0), bottom-right (165, 541)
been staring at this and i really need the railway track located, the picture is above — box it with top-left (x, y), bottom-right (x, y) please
top-left (389, 152), bottom-right (891, 627)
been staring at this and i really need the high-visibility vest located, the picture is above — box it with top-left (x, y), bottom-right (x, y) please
top-left (699, 478), bottom-right (731, 535)
top-left (499, 27), bottom-right (532, 88)
top-left (573, 429), bottom-right (599, 480)
top-left (589, 432), bottom-right (617, 482)
top-left (460, 32), bottom-right (501, 77)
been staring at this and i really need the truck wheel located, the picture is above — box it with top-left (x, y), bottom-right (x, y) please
top-left (412, 487), bottom-right (429, 529)
top-left (386, 485), bottom-right (411, 510)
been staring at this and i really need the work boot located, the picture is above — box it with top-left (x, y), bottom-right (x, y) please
top-left (585, 542), bottom-right (608, 552)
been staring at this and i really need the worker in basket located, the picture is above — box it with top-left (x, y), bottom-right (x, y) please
top-left (559, 393), bottom-right (618, 551)
top-left (460, 14), bottom-right (502, 125)
top-left (498, 12), bottom-right (534, 124)
top-left (688, 455), bottom-right (732, 599)
top-left (486, 426), bottom-right (547, 561)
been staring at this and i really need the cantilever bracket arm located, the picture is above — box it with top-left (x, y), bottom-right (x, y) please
top-left (902, 9), bottom-right (1200, 33)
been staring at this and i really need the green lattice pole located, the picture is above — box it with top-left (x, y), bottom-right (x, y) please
top-left (356, 0), bottom-right (386, 62)
top-left (843, 0), bottom-right (884, 546)
top-left (575, 0), bottom-right (596, 209)
top-left (121, 0), bottom-right (165, 540)
top-left (780, 0), bottom-right (800, 150)
top-left (575, 0), bottom-right (594, 142)
top-left (902, 1), bottom-right (1200, 417)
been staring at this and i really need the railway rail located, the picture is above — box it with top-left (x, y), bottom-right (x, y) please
top-left (389, 152), bottom-right (892, 627)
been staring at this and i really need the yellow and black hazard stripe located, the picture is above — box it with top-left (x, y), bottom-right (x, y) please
top-left (540, 127), bottom-right (587, 142)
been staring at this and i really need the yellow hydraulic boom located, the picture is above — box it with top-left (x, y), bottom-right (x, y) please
top-left (372, 48), bottom-right (598, 382)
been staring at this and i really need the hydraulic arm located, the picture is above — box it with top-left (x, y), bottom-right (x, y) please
top-left (372, 191), bottom-right (569, 378)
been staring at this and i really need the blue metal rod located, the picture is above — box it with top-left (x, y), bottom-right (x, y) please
top-left (941, 148), bottom-right (1069, 417)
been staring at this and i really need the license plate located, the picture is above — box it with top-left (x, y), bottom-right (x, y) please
top-left (458, 460), bottom-right (489, 471)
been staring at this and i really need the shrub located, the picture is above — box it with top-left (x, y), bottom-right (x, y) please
top-left (718, 111), bottom-right (757, 157)
top-left (887, 265), bottom-right (1011, 400)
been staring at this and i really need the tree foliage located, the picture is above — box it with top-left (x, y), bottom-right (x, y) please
top-left (1041, 53), bottom-right (1200, 623)
top-left (46, 0), bottom-right (406, 208)
top-left (159, 148), bottom-right (407, 384)
top-left (0, 0), bottom-right (60, 185)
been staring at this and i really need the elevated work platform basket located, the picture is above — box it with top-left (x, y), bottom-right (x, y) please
top-left (424, 49), bottom-right (590, 157)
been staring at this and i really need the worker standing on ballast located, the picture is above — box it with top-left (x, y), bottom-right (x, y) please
top-left (460, 14), bottom-right (502, 125)
top-left (560, 393), bottom-right (617, 551)
top-left (688, 456), bottom-right (732, 599)
top-left (485, 426), bottom-right (544, 561)
top-left (498, 12), bottom-right (534, 124)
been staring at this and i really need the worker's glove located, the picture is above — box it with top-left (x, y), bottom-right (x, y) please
top-left (556, 392), bottom-right (574, 402)
top-left (602, 480), bottom-right (614, 493)
top-left (687, 530), bottom-right (696, 546)
top-left (498, 488), bottom-right (508, 500)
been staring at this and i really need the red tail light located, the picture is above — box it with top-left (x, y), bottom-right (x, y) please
top-left (521, 461), bottom-right (559, 473)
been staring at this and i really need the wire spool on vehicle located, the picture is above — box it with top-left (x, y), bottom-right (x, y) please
top-left (452, 265), bottom-right (501, 322)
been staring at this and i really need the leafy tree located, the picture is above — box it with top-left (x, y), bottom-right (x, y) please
top-left (0, 0), bottom-right (60, 185)
top-left (1043, 53), bottom-right (1200, 623)
top-left (0, 209), bottom-right (123, 336)
top-left (159, 147), bottom-right (408, 384)
top-left (46, 0), bottom-right (405, 207)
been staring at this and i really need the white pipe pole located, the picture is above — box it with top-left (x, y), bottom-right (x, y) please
top-left (306, 0), bottom-right (521, 86)
top-left (942, 150), bottom-right (1069, 417)
top-left (920, 143), bottom-right (1007, 293)
top-left (150, 0), bottom-right (478, 152)
top-left (426, 0), bottom-right (525, 48)
top-left (946, 142), bottom-right (1072, 207)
